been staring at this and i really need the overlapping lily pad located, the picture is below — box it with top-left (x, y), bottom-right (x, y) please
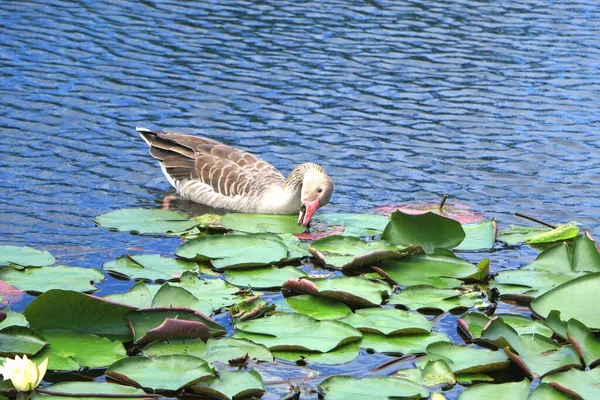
top-left (190, 370), bottom-right (265, 399)
top-left (314, 213), bottom-right (390, 237)
top-left (0, 246), bottom-right (55, 267)
top-left (389, 285), bottom-right (486, 312)
top-left (220, 213), bottom-right (305, 234)
top-left (541, 367), bottom-right (600, 399)
top-left (176, 233), bottom-right (288, 270)
top-left (224, 266), bottom-right (306, 289)
top-left (455, 220), bottom-right (496, 251)
top-left (394, 360), bottom-right (456, 387)
top-left (0, 326), bottom-right (46, 356)
top-left (0, 265), bottom-right (104, 294)
top-left (458, 312), bottom-right (553, 340)
top-left (103, 254), bottom-right (199, 281)
top-left (151, 284), bottom-right (213, 316)
top-left (458, 379), bottom-right (530, 400)
top-left (339, 308), bottom-right (432, 335)
top-left (32, 381), bottom-right (148, 399)
top-left (319, 375), bottom-right (429, 400)
top-left (416, 342), bottom-right (510, 374)
top-left (273, 342), bottom-right (360, 365)
top-left (360, 331), bottom-right (450, 355)
top-left (95, 208), bottom-right (199, 234)
top-left (526, 222), bottom-right (579, 244)
top-left (284, 294), bottom-right (352, 320)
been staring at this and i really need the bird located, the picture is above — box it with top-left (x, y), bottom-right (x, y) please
top-left (137, 127), bottom-right (333, 226)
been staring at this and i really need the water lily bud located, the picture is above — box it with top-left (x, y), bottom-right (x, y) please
top-left (0, 355), bottom-right (48, 392)
top-left (431, 393), bottom-right (446, 400)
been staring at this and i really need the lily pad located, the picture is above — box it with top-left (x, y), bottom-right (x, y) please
top-left (572, 231), bottom-right (600, 272)
top-left (360, 331), bottom-right (450, 355)
top-left (282, 276), bottom-right (391, 308)
top-left (201, 337), bottom-right (273, 364)
top-left (224, 266), bottom-right (307, 290)
top-left (0, 326), bottom-right (47, 356)
top-left (541, 367), bottom-right (600, 399)
top-left (0, 265), bottom-right (104, 293)
top-left (32, 330), bottom-right (127, 371)
top-left (339, 308), bottom-right (432, 335)
top-left (319, 375), bottom-right (429, 400)
top-left (0, 246), bottom-right (55, 267)
top-left (528, 383), bottom-right (571, 400)
top-left (103, 282), bottom-right (158, 308)
top-left (273, 342), bottom-right (360, 365)
top-left (284, 294), bottom-right (352, 320)
top-left (190, 370), bottom-right (265, 400)
top-left (416, 342), bottom-right (510, 374)
top-left (308, 235), bottom-right (411, 271)
top-left (220, 213), bottom-right (305, 234)
top-left (94, 208), bottom-right (199, 234)
top-left (176, 233), bottom-right (288, 270)
top-left (32, 382), bottom-right (148, 400)
top-left (458, 312), bottom-right (553, 340)
top-left (24, 289), bottom-right (135, 341)
top-left (492, 268), bottom-right (584, 301)
top-left (106, 355), bottom-right (215, 392)
top-left (389, 285), bottom-right (486, 312)
top-left (455, 220), bottom-right (496, 252)
top-left (142, 338), bottom-right (207, 358)
top-left (103, 254), bottom-right (198, 281)
top-left (151, 283), bottom-right (213, 316)
top-left (0, 310), bottom-right (28, 330)
top-left (314, 213), bottom-right (390, 237)
top-left (526, 222), bottom-right (579, 244)
top-left (497, 225), bottom-right (551, 246)
top-left (565, 318), bottom-right (600, 367)
top-left (378, 254), bottom-right (480, 289)
top-left (382, 211), bottom-right (465, 253)
top-left (458, 379), bottom-right (530, 400)
top-left (394, 360), bottom-right (456, 387)
top-left (531, 272), bottom-right (600, 329)
top-left (172, 272), bottom-right (242, 310)
top-left (481, 318), bottom-right (580, 377)
top-left (234, 313), bottom-right (361, 352)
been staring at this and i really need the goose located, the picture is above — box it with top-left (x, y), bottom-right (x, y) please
top-left (137, 127), bottom-right (334, 226)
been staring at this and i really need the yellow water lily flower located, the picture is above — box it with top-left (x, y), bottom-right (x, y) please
top-left (0, 355), bottom-right (48, 392)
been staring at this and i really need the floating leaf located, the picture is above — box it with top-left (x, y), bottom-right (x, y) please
top-left (283, 276), bottom-right (391, 308)
top-left (103, 282), bottom-right (158, 308)
top-left (142, 338), bottom-right (207, 358)
top-left (314, 213), bottom-right (390, 237)
top-left (526, 222), bottom-right (579, 244)
top-left (94, 208), bottom-right (199, 234)
top-left (308, 235), bottom-right (410, 271)
top-left (220, 213), bottom-right (305, 234)
top-left (319, 375), bottom-right (429, 400)
top-left (201, 337), bottom-right (273, 364)
top-left (455, 220), bottom-right (496, 251)
top-left (378, 254), bottom-right (480, 289)
top-left (541, 367), bottom-right (600, 399)
top-left (382, 211), bottom-right (465, 253)
top-left (190, 370), bottom-right (265, 399)
top-left (106, 355), bottom-right (214, 392)
top-left (32, 381), bottom-right (147, 399)
top-left (284, 294), bottom-right (351, 320)
top-left (360, 331), bottom-right (450, 355)
top-left (277, 233), bottom-right (310, 259)
top-left (377, 202), bottom-right (486, 224)
top-left (32, 330), bottom-right (126, 371)
top-left (565, 318), bottom-right (600, 367)
top-left (173, 272), bottom-right (242, 310)
top-left (224, 266), bottom-right (306, 289)
top-left (273, 342), bottom-right (359, 365)
top-left (458, 312), bottom-right (553, 340)
top-left (234, 313), bottom-right (361, 352)
top-left (0, 265), bottom-right (104, 293)
top-left (389, 285), bottom-right (485, 312)
top-left (0, 246), bottom-right (55, 267)
top-left (176, 234), bottom-right (288, 270)
top-left (339, 308), bottom-right (432, 335)
top-left (571, 232), bottom-right (600, 272)
top-left (497, 225), bottom-right (551, 246)
top-left (458, 379), bottom-right (530, 400)
top-left (481, 318), bottom-right (580, 377)
top-left (528, 383), bottom-right (571, 400)
top-left (0, 326), bottom-right (46, 356)
top-left (492, 268), bottom-right (583, 301)
top-left (0, 310), bottom-right (28, 330)
top-left (394, 360), bottom-right (456, 387)
top-left (151, 284), bottom-right (213, 316)
top-left (416, 342), bottom-right (510, 374)
top-left (531, 272), bottom-right (600, 329)
top-left (103, 254), bottom-right (198, 281)
top-left (24, 290), bottom-right (135, 342)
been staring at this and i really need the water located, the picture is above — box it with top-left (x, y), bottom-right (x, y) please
top-left (1, 0), bottom-right (599, 397)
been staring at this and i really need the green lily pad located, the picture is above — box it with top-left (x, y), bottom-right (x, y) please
top-left (565, 318), bottom-right (600, 367)
top-left (492, 268), bottom-right (584, 301)
top-left (378, 254), bottom-right (480, 289)
top-left (0, 310), bottom-right (28, 329)
top-left (94, 208), bottom-right (199, 234)
top-left (106, 355), bottom-right (215, 392)
top-left (103, 281), bottom-right (158, 308)
top-left (277, 233), bottom-right (310, 259)
top-left (190, 370), bottom-right (265, 400)
top-left (458, 312), bottom-right (553, 340)
top-left (526, 222), bottom-right (579, 244)
top-left (234, 313), bottom-right (361, 352)
top-left (32, 382), bottom-right (147, 400)
top-left (126, 308), bottom-right (225, 344)
top-left (528, 383), bottom-right (571, 400)
top-left (531, 272), bottom-right (600, 329)
top-left (32, 330), bottom-right (126, 371)
top-left (103, 254), bottom-right (198, 281)
top-left (382, 210), bottom-right (465, 253)
top-left (151, 283), bottom-right (213, 316)
top-left (224, 266), bottom-right (307, 290)
top-left (572, 232), bottom-right (600, 272)
top-left (283, 276), bottom-right (391, 308)
top-left (142, 338), bottom-right (207, 358)
top-left (0, 265), bottom-right (104, 293)
top-left (0, 246), bottom-right (55, 267)
top-left (24, 289), bottom-right (135, 342)
top-left (497, 225), bottom-right (551, 246)
top-left (173, 272), bottom-right (242, 310)
top-left (308, 235), bottom-right (412, 271)
top-left (201, 337), bottom-right (273, 364)
top-left (273, 342), bottom-right (359, 365)
top-left (176, 233), bottom-right (288, 270)
top-left (389, 285), bottom-right (486, 312)
top-left (319, 375), bottom-right (429, 400)
top-left (454, 373), bottom-right (494, 384)
top-left (394, 360), bottom-right (456, 387)
top-left (339, 308), bottom-right (432, 335)
top-left (458, 379), bottom-right (530, 400)
top-left (541, 367), bottom-right (600, 399)
top-left (0, 326), bottom-right (47, 356)
top-left (416, 342), bottom-right (510, 374)
top-left (481, 318), bottom-right (580, 377)
top-left (314, 213), bottom-right (390, 237)
top-left (220, 213), bottom-right (305, 234)
top-left (455, 220), bottom-right (496, 251)
top-left (284, 294), bottom-right (352, 320)
top-left (360, 331), bottom-right (450, 355)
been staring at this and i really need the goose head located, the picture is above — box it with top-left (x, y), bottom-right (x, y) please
top-left (297, 169), bottom-right (334, 226)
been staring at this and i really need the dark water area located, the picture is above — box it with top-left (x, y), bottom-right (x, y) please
top-left (1, 0), bottom-right (599, 398)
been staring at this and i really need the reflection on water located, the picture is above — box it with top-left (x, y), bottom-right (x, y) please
top-left (0, 0), bottom-right (599, 396)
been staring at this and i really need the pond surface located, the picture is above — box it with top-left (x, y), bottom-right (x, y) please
top-left (1, 0), bottom-right (599, 398)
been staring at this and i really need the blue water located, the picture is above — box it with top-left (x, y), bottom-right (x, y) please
top-left (1, 0), bottom-right (599, 398)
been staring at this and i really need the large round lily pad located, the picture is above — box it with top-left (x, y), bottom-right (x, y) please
top-left (0, 326), bottom-right (47, 356)
top-left (0, 265), bottom-right (104, 293)
top-left (319, 375), bottom-right (429, 400)
top-left (94, 208), bottom-right (199, 234)
top-left (0, 246), bottom-right (55, 267)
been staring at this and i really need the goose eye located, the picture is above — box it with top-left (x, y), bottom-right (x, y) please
top-left (317, 188), bottom-right (323, 193)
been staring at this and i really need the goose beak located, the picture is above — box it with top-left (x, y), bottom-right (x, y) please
top-left (298, 199), bottom-right (319, 227)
